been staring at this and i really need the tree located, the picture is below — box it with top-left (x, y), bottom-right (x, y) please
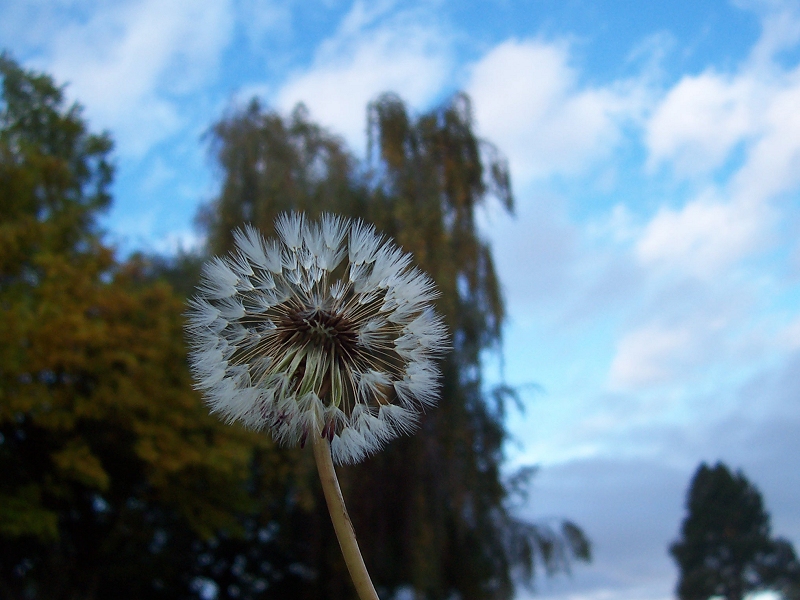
top-left (0, 54), bottom-right (298, 599)
top-left (670, 462), bottom-right (800, 600)
top-left (198, 92), bottom-right (590, 599)
top-left (197, 100), bottom-right (364, 253)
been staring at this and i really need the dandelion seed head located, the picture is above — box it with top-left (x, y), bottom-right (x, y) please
top-left (186, 213), bottom-right (448, 464)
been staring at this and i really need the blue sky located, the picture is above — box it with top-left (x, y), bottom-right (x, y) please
top-left (4, 1), bottom-right (800, 599)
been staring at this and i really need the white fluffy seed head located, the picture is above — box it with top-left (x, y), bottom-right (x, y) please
top-left (185, 212), bottom-right (449, 464)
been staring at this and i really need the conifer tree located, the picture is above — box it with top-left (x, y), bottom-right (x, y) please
top-left (671, 462), bottom-right (800, 600)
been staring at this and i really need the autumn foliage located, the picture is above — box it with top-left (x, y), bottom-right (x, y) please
top-left (0, 54), bottom-right (284, 599)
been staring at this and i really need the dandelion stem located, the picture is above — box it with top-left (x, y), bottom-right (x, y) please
top-left (313, 435), bottom-right (379, 600)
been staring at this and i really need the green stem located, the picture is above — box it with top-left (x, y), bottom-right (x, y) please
top-left (313, 436), bottom-right (379, 600)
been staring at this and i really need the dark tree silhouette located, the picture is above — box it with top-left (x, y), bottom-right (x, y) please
top-left (196, 93), bottom-right (591, 599)
top-left (671, 462), bottom-right (800, 600)
top-left (0, 53), bottom-right (292, 600)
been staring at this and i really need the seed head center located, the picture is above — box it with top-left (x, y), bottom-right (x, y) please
top-left (280, 308), bottom-right (358, 355)
top-left (307, 315), bottom-right (336, 340)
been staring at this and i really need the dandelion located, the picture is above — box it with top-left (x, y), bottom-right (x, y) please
top-left (186, 212), bottom-right (447, 462)
top-left (185, 213), bottom-right (448, 600)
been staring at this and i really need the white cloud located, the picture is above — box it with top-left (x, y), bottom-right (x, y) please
top-left (745, 0), bottom-right (800, 65)
top-left (608, 323), bottom-right (695, 390)
top-left (730, 78), bottom-right (800, 202)
top-left (152, 229), bottom-right (204, 254)
top-left (466, 39), bottom-right (638, 185)
top-left (485, 4), bottom-right (800, 411)
top-left (604, 278), bottom-right (771, 392)
top-left (32, 0), bottom-right (236, 157)
top-left (645, 72), bottom-right (760, 176)
top-left (235, 0), bottom-right (291, 50)
top-left (635, 191), bottom-right (769, 277)
top-left (643, 0), bottom-right (800, 195)
top-left (645, 64), bottom-right (800, 199)
top-left (489, 194), bottom-right (580, 310)
top-left (274, 1), bottom-right (451, 151)
top-left (636, 4), bottom-right (800, 279)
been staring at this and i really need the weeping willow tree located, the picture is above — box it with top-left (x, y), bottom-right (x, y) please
top-left (198, 101), bottom-right (367, 248)
top-left (199, 93), bottom-right (589, 600)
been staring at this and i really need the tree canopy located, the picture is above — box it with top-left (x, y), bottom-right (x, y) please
top-left (199, 92), bottom-right (590, 600)
top-left (670, 462), bottom-right (800, 600)
top-left (0, 53), bottom-right (589, 600)
top-left (0, 53), bottom-right (297, 599)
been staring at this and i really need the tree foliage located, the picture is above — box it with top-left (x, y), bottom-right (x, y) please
top-left (0, 54), bottom-right (299, 599)
top-left (0, 53), bottom-right (589, 600)
top-left (670, 462), bottom-right (800, 600)
top-left (198, 101), bottom-right (364, 252)
top-left (199, 92), bottom-right (590, 600)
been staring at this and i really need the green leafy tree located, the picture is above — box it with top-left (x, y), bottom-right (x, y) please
top-left (0, 54), bottom-right (299, 599)
top-left (671, 462), bottom-right (800, 600)
top-left (199, 92), bottom-right (590, 600)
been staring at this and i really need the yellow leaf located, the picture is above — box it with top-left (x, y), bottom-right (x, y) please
top-left (51, 440), bottom-right (110, 491)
